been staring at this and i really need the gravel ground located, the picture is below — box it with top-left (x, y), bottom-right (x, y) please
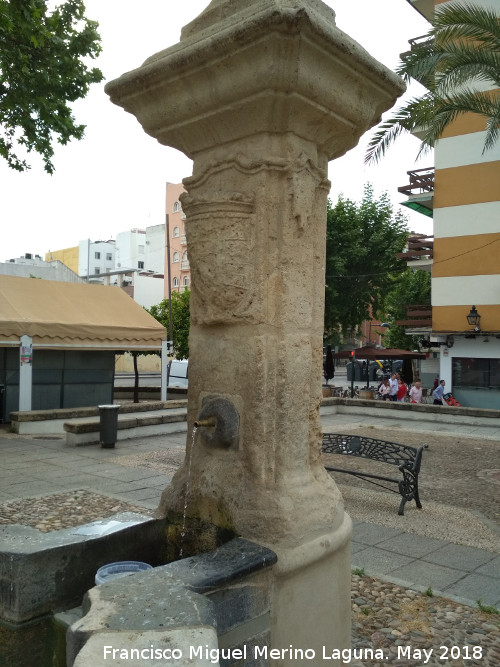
top-left (0, 489), bottom-right (154, 532)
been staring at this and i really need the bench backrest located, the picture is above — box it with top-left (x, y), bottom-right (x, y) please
top-left (322, 433), bottom-right (422, 472)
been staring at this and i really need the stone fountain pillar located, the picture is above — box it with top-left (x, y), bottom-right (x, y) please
top-left (106, 0), bottom-right (404, 661)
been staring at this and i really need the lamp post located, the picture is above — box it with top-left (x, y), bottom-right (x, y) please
top-left (350, 350), bottom-right (355, 398)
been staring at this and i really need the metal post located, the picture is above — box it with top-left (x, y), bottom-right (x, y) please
top-left (350, 352), bottom-right (355, 398)
top-left (19, 335), bottom-right (33, 411)
top-left (165, 211), bottom-right (174, 401)
top-left (161, 339), bottom-right (167, 401)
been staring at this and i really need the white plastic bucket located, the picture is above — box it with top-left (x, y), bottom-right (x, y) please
top-left (95, 561), bottom-right (152, 585)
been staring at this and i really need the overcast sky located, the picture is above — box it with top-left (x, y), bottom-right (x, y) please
top-left (1, 0), bottom-right (432, 262)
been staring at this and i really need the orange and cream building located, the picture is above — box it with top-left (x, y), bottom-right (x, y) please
top-left (403, 0), bottom-right (500, 407)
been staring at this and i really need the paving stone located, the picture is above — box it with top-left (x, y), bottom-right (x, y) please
top-left (388, 560), bottom-right (468, 590)
top-left (352, 522), bottom-right (403, 546)
top-left (352, 547), bottom-right (414, 575)
top-left (444, 573), bottom-right (500, 607)
top-left (376, 532), bottom-right (448, 558)
top-left (423, 543), bottom-right (497, 571)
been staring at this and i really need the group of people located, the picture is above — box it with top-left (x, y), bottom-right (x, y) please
top-left (377, 373), bottom-right (420, 402)
top-left (377, 374), bottom-right (446, 405)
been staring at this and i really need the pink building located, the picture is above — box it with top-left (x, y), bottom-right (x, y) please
top-left (165, 182), bottom-right (190, 297)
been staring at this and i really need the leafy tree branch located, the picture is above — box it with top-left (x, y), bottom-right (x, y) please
top-left (0, 0), bottom-right (103, 173)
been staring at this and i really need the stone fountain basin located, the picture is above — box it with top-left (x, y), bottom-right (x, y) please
top-left (0, 512), bottom-right (166, 624)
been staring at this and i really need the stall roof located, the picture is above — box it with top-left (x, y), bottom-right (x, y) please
top-left (0, 275), bottom-right (166, 350)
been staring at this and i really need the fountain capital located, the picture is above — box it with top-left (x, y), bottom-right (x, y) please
top-left (105, 0), bottom-right (404, 163)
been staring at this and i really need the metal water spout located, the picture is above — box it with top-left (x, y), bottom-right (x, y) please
top-left (194, 396), bottom-right (239, 449)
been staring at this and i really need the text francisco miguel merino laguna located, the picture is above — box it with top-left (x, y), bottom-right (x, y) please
top-left (103, 644), bottom-right (408, 663)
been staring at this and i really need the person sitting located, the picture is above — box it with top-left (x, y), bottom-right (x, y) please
top-left (409, 380), bottom-right (423, 404)
top-left (389, 373), bottom-right (398, 402)
top-left (396, 378), bottom-right (407, 402)
top-left (378, 379), bottom-right (391, 400)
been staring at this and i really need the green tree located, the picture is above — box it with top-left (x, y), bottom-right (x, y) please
top-left (383, 269), bottom-right (431, 350)
top-left (365, 2), bottom-right (500, 164)
top-left (324, 185), bottom-right (408, 339)
top-left (0, 0), bottom-right (103, 173)
top-left (148, 290), bottom-right (190, 360)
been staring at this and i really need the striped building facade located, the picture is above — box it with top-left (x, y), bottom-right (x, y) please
top-left (404, 0), bottom-right (500, 407)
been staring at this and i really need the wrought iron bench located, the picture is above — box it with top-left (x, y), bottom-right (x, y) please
top-left (322, 433), bottom-right (424, 515)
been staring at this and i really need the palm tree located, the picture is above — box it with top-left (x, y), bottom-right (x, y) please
top-left (365, 2), bottom-right (500, 164)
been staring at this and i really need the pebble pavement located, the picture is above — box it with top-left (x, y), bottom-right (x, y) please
top-left (350, 574), bottom-right (499, 666)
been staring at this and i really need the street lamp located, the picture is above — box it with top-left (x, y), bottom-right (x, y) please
top-left (466, 305), bottom-right (481, 332)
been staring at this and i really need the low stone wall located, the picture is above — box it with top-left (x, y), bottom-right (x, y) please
top-left (9, 400), bottom-right (187, 435)
top-left (320, 396), bottom-right (500, 428)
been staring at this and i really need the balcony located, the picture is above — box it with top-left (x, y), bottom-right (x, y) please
top-left (181, 259), bottom-right (190, 271)
top-left (397, 234), bottom-right (433, 271)
top-left (181, 234), bottom-right (187, 245)
top-left (396, 305), bottom-right (432, 329)
top-left (398, 167), bottom-right (434, 196)
top-left (398, 167), bottom-right (434, 218)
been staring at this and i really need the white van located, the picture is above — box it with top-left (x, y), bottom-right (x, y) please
top-left (167, 359), bottom-right (188, 389)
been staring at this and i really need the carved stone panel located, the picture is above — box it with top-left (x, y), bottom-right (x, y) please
top-left (181, 192), bottom-right (259, 326)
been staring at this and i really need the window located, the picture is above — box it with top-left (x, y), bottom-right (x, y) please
top-left (183, 276), bottom-right (189, 286)
top-left (94, 252), bottom-right (101, 259)
top-left (173, 252), bottom-right (179, 263)
top-left (452, 357), bottom-right (500, 389)
top-left (173, 201), bottom-right (180, 213)
top-left (138, 245), bottom-right (145, 254)
top-left (138, 261), bottom-right (144, 269)
top-left (173, 277), bottom-right (179, 287)
top-left (173, 226), bottom-right (180, 238)
top-left (94, 267), bottom-right (100, 274)
top-left (106, 253), bottom-right (112, 261)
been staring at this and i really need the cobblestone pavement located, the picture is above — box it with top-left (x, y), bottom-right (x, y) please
top-left (350, 574), bottom-right (499, 667)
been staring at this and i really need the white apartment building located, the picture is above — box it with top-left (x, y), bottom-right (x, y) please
top-left (78, 239), bottom-right (116, 281)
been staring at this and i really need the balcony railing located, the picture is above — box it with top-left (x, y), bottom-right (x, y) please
top-left (398, 167), bottom-right (434, 197)
top-left (395, 305), bottom-right (432, 328)
top-left (400, 35), bottom-right (432, 58)
top-left (397, 234), bottom-right (434, 261)
top-left (180, 259), bottom-right (190, 270)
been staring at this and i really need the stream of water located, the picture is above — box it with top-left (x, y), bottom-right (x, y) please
top-left (179, 425), bottom-right (197, 558)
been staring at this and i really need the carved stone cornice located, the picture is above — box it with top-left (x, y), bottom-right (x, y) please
top-left (105, 1), bottom-right (405, 161)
